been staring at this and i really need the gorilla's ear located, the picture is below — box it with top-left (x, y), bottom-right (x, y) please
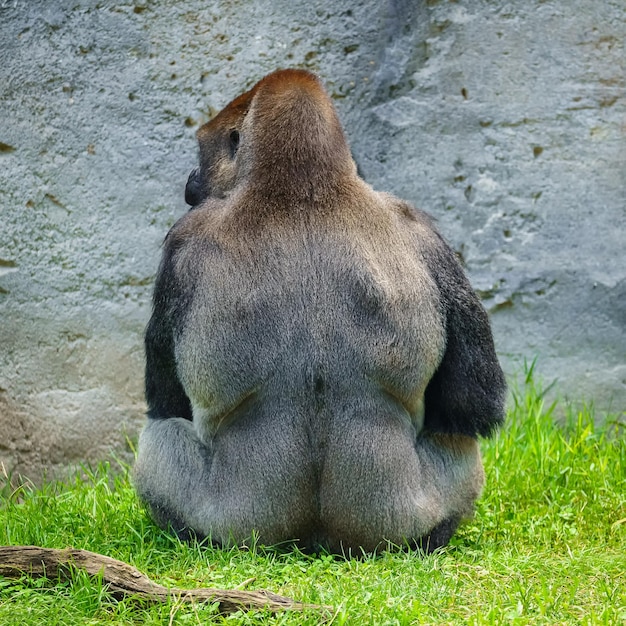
top-left (229, 129), bottom-right (240, 157)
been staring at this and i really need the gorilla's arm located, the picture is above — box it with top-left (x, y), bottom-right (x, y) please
top-left (422, 231), bottom-right (506, 438)
top-left (144, 242), bottom-right (193, 421)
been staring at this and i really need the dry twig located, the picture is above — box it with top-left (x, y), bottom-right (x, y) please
top-left (0, 545), bottom-right (329, 615)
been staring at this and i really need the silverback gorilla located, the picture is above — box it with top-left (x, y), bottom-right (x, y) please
top-left (134, 69), bottom-right (506, 553)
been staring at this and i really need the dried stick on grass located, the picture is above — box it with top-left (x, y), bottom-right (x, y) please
top-left (0, 545), bottom-right (329, 615)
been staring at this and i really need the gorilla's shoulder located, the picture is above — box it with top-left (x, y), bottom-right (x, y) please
top-left (164, 200), bottom-right (228, 249)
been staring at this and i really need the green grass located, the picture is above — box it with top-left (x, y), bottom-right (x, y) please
top-left (1, 375), bottom-right (624, 625)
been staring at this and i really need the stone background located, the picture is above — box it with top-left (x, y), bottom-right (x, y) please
top-left (1, 0), bottom-right (624, 480)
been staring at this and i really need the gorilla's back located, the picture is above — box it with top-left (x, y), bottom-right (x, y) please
top-left (175, 186), bottom-right (443, 435)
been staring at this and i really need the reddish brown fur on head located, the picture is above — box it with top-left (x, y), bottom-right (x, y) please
top-left (188, 69), bottom-right (356, 206)
top-left (196, 69), bottom-right (329, 140)
top-left (195, 83), bottom-right (258, 147)
top-left (239, 69), bottom-right (354, 196)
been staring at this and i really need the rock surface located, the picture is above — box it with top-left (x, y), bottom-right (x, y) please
top-left (0, 0), bottom-right (624, 480)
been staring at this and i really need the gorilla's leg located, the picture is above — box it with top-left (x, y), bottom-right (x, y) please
top-left (412, 433), bottom-right (485, 551)
top-left (319, 410), bottom-right (485, 553)
top-left (134, 418), bottom-right (213, 539)
top-left (414, 515), bottom-right (462, 553)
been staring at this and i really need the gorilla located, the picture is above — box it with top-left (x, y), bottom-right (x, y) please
top-left (134, 68), bottom-right (506, 554)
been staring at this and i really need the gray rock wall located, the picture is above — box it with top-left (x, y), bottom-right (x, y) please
top-left (1, 0), bottom-right (624, 480)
